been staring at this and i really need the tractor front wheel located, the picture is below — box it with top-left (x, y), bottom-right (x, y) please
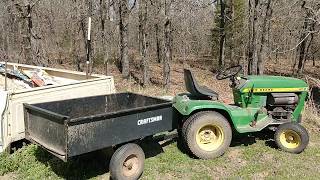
top-left (275, 123), bottom-right (309, 154)
top-left (183, 111), bottom-right (232, 159)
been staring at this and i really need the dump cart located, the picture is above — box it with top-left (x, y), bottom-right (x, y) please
top-left (24, 92), bottom-right (176, 180)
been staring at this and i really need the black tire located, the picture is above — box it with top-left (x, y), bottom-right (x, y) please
top-left (178, 114), bottom-right (199, 156)
top-left (274, 123), bottom-right (309, 154)
top-left (109, 143), bottom-right (145, 180)
top-left (183, 111), bottom-right (232, 159)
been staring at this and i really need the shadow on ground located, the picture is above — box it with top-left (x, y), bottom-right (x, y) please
top-left (34, 138), bottom-right (175, 180)
top-left (231, 129), bottom-right (277, 149)
top-left (34, 148), bottom-right (110, 180)
top-left (34, 129), bottom-right (277, 179)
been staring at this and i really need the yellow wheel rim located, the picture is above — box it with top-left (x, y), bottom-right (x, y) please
top-left (196, 125), bottom-right (224, 151)
top-left (279, 130), bottom-right (301, 149)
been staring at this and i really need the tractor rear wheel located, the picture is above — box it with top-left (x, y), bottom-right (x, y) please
top-left (183, 111), bottom-right (232, 159)
top-left (275, 123), bottom-right (309, 154)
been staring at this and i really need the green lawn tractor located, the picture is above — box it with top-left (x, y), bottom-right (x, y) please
top-left (174, 66), bottom-right (309, 159)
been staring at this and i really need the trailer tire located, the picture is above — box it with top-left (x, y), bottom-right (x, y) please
top-left (109, 143), bottom-right (145, 180)
top-left (183, 111), bottom-right (232, 159)
top-left (275, 123), bottom-right (309, 154)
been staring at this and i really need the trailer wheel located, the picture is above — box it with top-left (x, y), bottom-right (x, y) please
top-left (109, 143), bottom-right (145, 180)
top-left (183, 111), bottom-right (232, 159)
top-left (275, 123), bottom-right (309, 154)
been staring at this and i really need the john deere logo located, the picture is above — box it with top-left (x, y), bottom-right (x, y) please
top-left (255, 88), bottom-right (273, 92)
top-left (137, 116), bottom-right (163, 126)
top-left (242, 87), bottom-right (308, 93)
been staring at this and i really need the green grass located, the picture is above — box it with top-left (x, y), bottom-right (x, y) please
top-left (0, 144), bottom-right (110, 179)
top-left (1, 129), bottom-right (320, 179)
top-left (142, 132), bottom-right (320, 180)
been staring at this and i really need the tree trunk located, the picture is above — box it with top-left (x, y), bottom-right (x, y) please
top-left (247, 0), bottom-right (255, 75)
top-left (87, 0), bottom-right (93, 74)
top-left (155, 23), bottom-right (162, 63)
top-left (153, 0), bottom-right (162, 64)
top-left (4, 1), bottom-right (18, 62)
top-left (257, 0), bottom-right (272, 75)
top-left (247, 0), bottom-right (272, 75)
top-left (229, 0), bottom-right (235, 65)
top-left (163, 0), bottom-right (172, 91)
top-left (73, 1), bottom-right (83, 71)
top-left (312, 54), bottom-right (315, 66)
top-left (118, 0), bottom-right (130, 78)
top-left (303, 29), bottom-right (314, 70)
top-left (100, 0), bottom-right (109, 75)
top-left (139, 0), bottom-right (149, 86)
top-left (218, 0), bottom-right (226, 68)
top-left (297, 1), bottom-right (310, 75)
top-left (14, 1), bottom-right (33, 64)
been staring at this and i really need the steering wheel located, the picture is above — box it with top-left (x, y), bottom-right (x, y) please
top-left (216, 65), bottom-right (243, 80)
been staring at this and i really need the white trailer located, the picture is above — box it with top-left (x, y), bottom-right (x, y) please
top-left (0, 62), bottom-right (116, 152)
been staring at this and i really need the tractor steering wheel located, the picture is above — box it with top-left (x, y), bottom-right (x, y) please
top-left (216, 65), bottom-right (243, 80)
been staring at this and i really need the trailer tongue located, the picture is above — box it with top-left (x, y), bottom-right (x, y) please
top-left (24, 92), bottom-right (175, 179)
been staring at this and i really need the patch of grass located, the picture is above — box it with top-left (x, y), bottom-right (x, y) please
top-left (0, 144), bottom-right (111, 179)
top-left (0, 145), bottom-right (59, 179)
top-left (1, 128), bottom-right (320, 179)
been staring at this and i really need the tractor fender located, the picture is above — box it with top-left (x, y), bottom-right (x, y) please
top-left (173, 99), bottom-right (237, 129)
top-left (186, 104), bottom-right (235, 128)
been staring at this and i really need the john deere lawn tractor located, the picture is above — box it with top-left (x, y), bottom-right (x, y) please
top-left (174, 65), bottom-right (309, 159)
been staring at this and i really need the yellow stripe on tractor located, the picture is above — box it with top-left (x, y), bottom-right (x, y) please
top-left (242, 87), bottom-right (308, 93)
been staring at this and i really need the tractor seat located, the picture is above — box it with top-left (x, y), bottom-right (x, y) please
top-left (184, 69), bottom-right (219, 100)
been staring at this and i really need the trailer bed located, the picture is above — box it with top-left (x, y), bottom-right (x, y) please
top-left (24, 93), bottom-right (174, 161)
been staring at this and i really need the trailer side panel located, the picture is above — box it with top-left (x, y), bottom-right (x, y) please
top-left (67, 106), bottom-right (173, 157)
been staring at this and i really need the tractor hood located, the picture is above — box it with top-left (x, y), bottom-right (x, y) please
top-left (239, 75), bottom-right (308, 93)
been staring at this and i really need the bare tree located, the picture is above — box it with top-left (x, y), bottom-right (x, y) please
top-left (247, 0), bottom-right (272, 75)
top-left (87, 0), bottom-right (93, 74)
top-left (118, 0), bottom-right (130, 78)
top-left (12, 0), bottom-right (41, 65)
top-left (257, 0), bottom-right (272, 75)
top-left (218, 0), bottom-right (226, 68)
top-left (139, 0), bottom-right (149, 86)
top-left (152, 0), bottom-right (163, 63)
top-left (228, 0), bottom-right (235, 65)
top-left (296, 1), bottom-right (319, 75)
top-left (99, 0), bottom-right (109, 75)
top-left (163, 0), bottom-right (172, 91)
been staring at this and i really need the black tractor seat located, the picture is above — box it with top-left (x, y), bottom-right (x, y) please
top-left (184, 69), bottom-right (219, 100)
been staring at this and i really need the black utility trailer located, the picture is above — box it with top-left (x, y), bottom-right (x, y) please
top-left (24, 92), bottom-right (176, 180)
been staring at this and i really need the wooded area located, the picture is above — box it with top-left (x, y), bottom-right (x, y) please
top-left (0, 0), bottom-right (320, 90)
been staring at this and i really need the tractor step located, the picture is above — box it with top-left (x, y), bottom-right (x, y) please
top-left (237, 117), bottom-right (275, 133)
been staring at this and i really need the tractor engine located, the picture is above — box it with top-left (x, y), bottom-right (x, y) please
top-left (266, 93), bottom-right (299, 121)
